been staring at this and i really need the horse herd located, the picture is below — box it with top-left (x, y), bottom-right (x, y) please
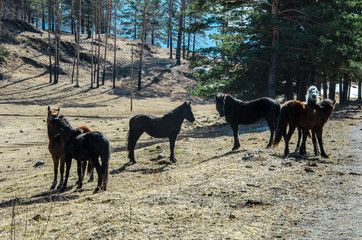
top-left (47, 86), bottom-right (336, 193)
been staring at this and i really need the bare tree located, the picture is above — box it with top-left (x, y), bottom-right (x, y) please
top-left (75, 0), bottom-right (82, 87)
top-left (102, 0), bottom-right (111, 85)
top-left (112, 0), bottom-right (117, 88)
top-left (47, 0), bottom-right (53, 83)
top-left (137, 0), bottom-right (147, 90)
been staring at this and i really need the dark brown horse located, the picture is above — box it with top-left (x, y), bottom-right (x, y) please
top-left (47, 107), bottom-right (94, 190)
top-left (273, 99), bottom-right (336, 158)
top-left (215, 94), bottom-right (280, 150)
top-left (48, 115), bottom-right (110, 193)
top-left (127, 101), bottom-right (195, 164)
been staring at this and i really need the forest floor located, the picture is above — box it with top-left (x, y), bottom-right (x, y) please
top-left (0, 20), bottom-right (361, 239)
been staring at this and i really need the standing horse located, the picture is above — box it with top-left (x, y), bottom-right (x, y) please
top-left (127, 101), bottom-right (195, 164)
top-left (47, 107), bottom-right (94, 190)
top-left (295, 86), bottom-right (321, 153)
top-left (48, 115), bottom-right (110, 193)
top-left (273, 99), bottom-right (336, 158)
top-left (215, 94), bottom-right (280, 150)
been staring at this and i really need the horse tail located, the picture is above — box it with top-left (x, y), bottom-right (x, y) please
top-left (273, 104), bottom-right (288, 147)
top-left (100, 138), bottom-right (110, 190)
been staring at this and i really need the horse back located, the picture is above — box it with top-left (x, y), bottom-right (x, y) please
top-left (130, 114), bottom-right (179, 138)
top-left (226, 97), bottom-right (279, 124)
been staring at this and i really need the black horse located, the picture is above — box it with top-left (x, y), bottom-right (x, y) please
top-left (215, 93), bottom-right (280, 150)
top-left (48, 115), bottom-right (110, 193)
top-left (127, 101), bottom-right (195, 164)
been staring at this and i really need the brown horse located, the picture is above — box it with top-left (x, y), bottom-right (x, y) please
top-left (47, 107), bottom-right (94, 190)
top-left (273, 99), bottom-right (336, 158)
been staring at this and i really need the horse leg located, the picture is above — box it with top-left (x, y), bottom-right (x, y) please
top-left (58, 155), bottom-right (65, 190)
top-left (88, 161), bottom-right (94, 182)
top-left (128, 130), bottom-right (143, 164)
top-left (311, 131), bottom-right (319, 156)
top-left (169, 135), bottom-right (177, 163)
top-left (50, 150), bottom-right (58, 190)
top-left (299, 129), bottom-right (308, 155)
top-left (91, 157), bottom-right (103, 193)
top-left (316, 130), bottom-right (328, 158)
top-left (284, 125), bottom-right (296, 156)
top-left (59, 155), bottom-right (72, 193)
top-left (295, 128), bottom-right (302, 152)
top-left (231, 124), bottom-right (240, 151)
top-left (76, 160), bottom-right (83, 190)
top-left (266, 118), bottom-right (275, 148)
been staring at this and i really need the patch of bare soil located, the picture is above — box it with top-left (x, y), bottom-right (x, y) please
top-left (0, 22), bottom-right (361, 239)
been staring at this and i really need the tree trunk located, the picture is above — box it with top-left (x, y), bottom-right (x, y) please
top-left (96, 0), bottom-right (101, 88)
top-left (75, 0), bottom-right (81, 87)
top-left (47, 0), bottom-right (52, 83)
top-left (138, 0), bottom-right (147, 90)
top-left (90, 0), bottom-right (95, 88)
top-left (102, 0), bottom-right (110, 85)
top-left (358, 81), bottom-right (361, 100)
top-left (329, 80), bottom-right (336, 101)
top-left (267, 0), bottom-right (278, 98)
top-left (323, 75), bottom-right (328, 99)
top-left (176, 0), bottom-right (185, 66)
top-left (0, 0), bottom-right (2, 41)
top-left (168, 0), bottom-right (172, 59)
top-left (113, 0), bottom-right (116, 89)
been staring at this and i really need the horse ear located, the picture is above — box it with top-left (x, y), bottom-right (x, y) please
top-left (48, 106), bottom-right (50, 111)
top-left (216, 93), bottom-right (224, 101)
top-left (58, 108), bottom-right (60, 112)
top-left (333, 100), bottom-right (336, 106)
top-left (187, 101), bottom-right (191, 106)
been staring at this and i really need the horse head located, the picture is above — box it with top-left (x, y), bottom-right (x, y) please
top-left (306, 86), bottom-right (320, 103)
top-left (183, 101), bottom-right (195, 122)
top-left (215, 93), bottom-right (225, 117)
top-left (48, 106), bottom-right (60, 118)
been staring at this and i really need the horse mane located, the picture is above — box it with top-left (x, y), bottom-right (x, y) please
top-left (50, 115), bottom-right (80, 140)
top-left (163, 102), bottom-right (187, 119)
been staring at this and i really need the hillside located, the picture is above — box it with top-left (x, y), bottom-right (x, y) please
top-left (0, 18), bottom-right (201, 102)
top-left (0, 19), bottom-right (362, 239)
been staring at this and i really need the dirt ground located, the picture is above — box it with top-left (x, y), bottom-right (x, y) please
top-left (0, 25), bottom-right (361, 239)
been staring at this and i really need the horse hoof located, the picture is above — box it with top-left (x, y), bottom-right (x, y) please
top-left (170, 158), bottom-right (177, 163)
top-left (93, 187), bottom-right (101, 194)
top-left (50, 184), bottom-right (56, 190)
top-left (59, 187), bottom-right (66, 193)
top-left (321, 154), bottom-right (329, 158)
top-left (57, 184), bottom-right (63, 190)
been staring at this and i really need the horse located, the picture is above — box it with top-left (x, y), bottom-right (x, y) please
top-left (273, 99), bottom-right (336, 158)
top-left (215, 93), bottom-right (280, 150)
top-left (48, 115), bottom-right (110, 193)
top-left (295, 86), bottom-right (321, 154)
top-left (47, 107), bottom-right (94, 190)
top-left (127, 101), bottom-right (195, 164)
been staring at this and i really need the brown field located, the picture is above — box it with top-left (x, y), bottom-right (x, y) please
top-left (0, 27), bottom-right (361, 239)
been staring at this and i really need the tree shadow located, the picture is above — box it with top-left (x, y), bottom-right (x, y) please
top-left (110, 161), bottom-right (170, 175)
top-left (0, 188), bottom-right (79, 208)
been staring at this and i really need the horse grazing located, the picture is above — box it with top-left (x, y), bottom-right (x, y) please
top-left (295, 86), bottom-right (321, 154)
top-left (47, 107), bottom-right (94, 190)
top-left (127, 101), bottom-right (195, 164)
top-left (48, 115), bottom-right (110, 193)
top-left (273, 99), bottom-right (336, 158)
top-left (215, 94), bottom-right (280, 150)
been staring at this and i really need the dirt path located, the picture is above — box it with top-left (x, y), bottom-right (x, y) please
top-left (303, 123), bottom-right (362, 239)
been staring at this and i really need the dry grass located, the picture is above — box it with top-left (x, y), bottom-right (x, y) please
top-left (0, 28), bottom-right (362, 239)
